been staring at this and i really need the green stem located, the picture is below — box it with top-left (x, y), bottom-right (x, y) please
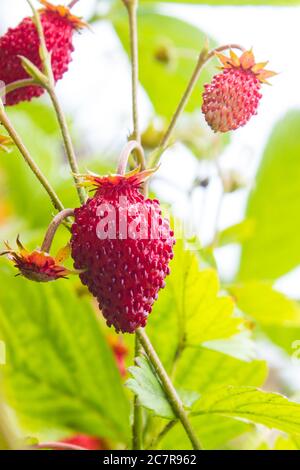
top-left (136, 328), bottom-right (202, 450)
top-left (1, 79), bottom-right (39, 99)
top-left (150, 43), bottom-right (245, 167)
top-left (41, 209), bottom-right (74, 253)
top-left (0, 106), bottom-right (64, 213)
top-left (132, 335), bottom-right (144, 450)
top-left (124, 0), bottom-right (140, 142)
top-left (117, 140), bottom-right (146, 174)
top-left (47, 87), bottom-right (87, 205)
top-left (27, 1), bottom-right (86, 205)
top-left (116, 141), bottom-right (146, 449)
top-left (68, 0), bottom-right (81, 8)
top-left (149, 420), bottom-right (176, 450)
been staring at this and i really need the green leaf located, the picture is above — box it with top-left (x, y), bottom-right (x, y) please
top-left (127, 356), bottom-right (199, 419)
top-left (113, 10), bottom-right (216, 119)
top-left (273, 435), bottom-right (300, 450)
top-left (147, 241), bottom-right (243, 370)
top-left (0, 267), bottom-right (130, 443)
top-left (229, 281), bottom-right (300, 327)
top-left (217, 219), bottom-right (255, 248)
top-left (239, 111), bottom-right (300, 281)
top-left (159, 415), bottom-right (252, 450)
top-left (174, 348), bottom-right (267, 393)
top-left (202, 331), bottom-right (257, 361)
top-left (161, 349), bottom-right (266, 449)
top-left (193, 385), bottom-right (300, 435)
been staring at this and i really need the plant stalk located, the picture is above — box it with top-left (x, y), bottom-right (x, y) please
top-left (132, 335), bottom-right (144, 450)
top-left (117, 140), bottom-right (146, 174)
top-left (27, 1), bottom-right (87, 206)
top-left (136, 328), bottom-right (202, 450)
top-left (150, 43), bottom-right (245, 167)
top-left (68, 0), bottom-right (81, 8)
top-left (41, 209), bottom-right (75, 253)
top-left (47, 87), bottom-right (87, 205)
top-left (124, 0), bottom-right (140, 143)
top-left (0, 106), bottom-right (64, 213)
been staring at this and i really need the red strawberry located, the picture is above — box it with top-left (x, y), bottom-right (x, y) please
top-left (70, 170), bottom-right (175, 334)
top-left (202, 50), bottom-right (276, 132)
top-left (60, 434), bottom-right (107, 450)
top-left (0, 0), bottom-right (85, 106)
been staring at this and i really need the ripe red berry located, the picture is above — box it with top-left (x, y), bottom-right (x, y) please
top-left (202, 50), bottom-right (276, 133)
top-left (0, 0), bottom-right (85, 106)
top-left (60, 434), bottom-right (107, 450)
top-left (71, 170), bottom-right (175, 334)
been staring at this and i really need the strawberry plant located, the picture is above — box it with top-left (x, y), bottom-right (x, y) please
top-left (0, 0), bottom-right (299, 453)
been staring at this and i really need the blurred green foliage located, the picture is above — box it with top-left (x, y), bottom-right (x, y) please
top-left (0, 0), bottom-right (300, 452)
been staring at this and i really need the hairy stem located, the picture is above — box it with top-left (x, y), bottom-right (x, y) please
top-left (68, 0), bottom-right (81, 8)
top-left (150, 43), bottom-right (245, 167)
top-left (132, 335), bottom-right (144, 450)
top-left (136, 328), bottom-right (202, 450)
top-left (117, 141), bottom-right (146, 449)
top-left (149, 420), bottom-right (176, 450)
top-left (0, 107), bottom-right (64, 213)
top-left (47, 87), bottom-right (87, 205)
top-left (28, 1), bottom-right (86, 205)
top-left (0, 79), bottom-right (39, 100)
top-left (117, 140), bottom-right (146, 175)
top-left (41, 209), bottom-right (75, 253)
top-left (124, 0), bottom-right (140, 142)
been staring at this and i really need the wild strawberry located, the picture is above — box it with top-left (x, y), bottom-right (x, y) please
top-left (0, 0), bottom-right (86, 106)
top-left (1, 237), bottom-right (75, 282)
top-left (60, 434), bottom-right (107, 450)
top-left (71, 169), bottom-right (175, 334)
top-left (202, 50), bottom-right (276, 132)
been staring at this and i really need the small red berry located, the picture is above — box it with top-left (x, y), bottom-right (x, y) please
top-left (202, 50), bottom-right (276, 133)
top-left (71, 169), bottom-right (175, 334)
top-left (60, 434), bottom-right (107, 450)
top-left (0, 0), bottom-right (86, 106)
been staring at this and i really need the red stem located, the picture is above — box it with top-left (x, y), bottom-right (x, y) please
top-left (68, 0), bottom-right (80, 9)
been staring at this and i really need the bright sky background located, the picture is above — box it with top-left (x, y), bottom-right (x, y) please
top-left (1, 0), bottom-right (300, 296)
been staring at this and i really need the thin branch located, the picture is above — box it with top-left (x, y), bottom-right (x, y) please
top-left (47, 88), bottom-right (87, 205)
top-left (150, 43), bottom-right (245, 167)
top-left (124, 0), bottom-right (140, 142)
top-left (27, 0), bottom-right (87, 205)
top-left (0, 79), bottom-right (39, 99)
top-left (41, 209), bottom-right (75, 253)
top-left (149, 420), bottom-right (177, 450)
top-left (132, 335), bottom-right (144, 450)
top-left (68, 0), bottom-right (81, 8)
top-left (0, 106), bottom-right (64, 213)
top-left (136, 328), bottom-right (202, 450)
top-left (117, 140), bottom-right (146, 175)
